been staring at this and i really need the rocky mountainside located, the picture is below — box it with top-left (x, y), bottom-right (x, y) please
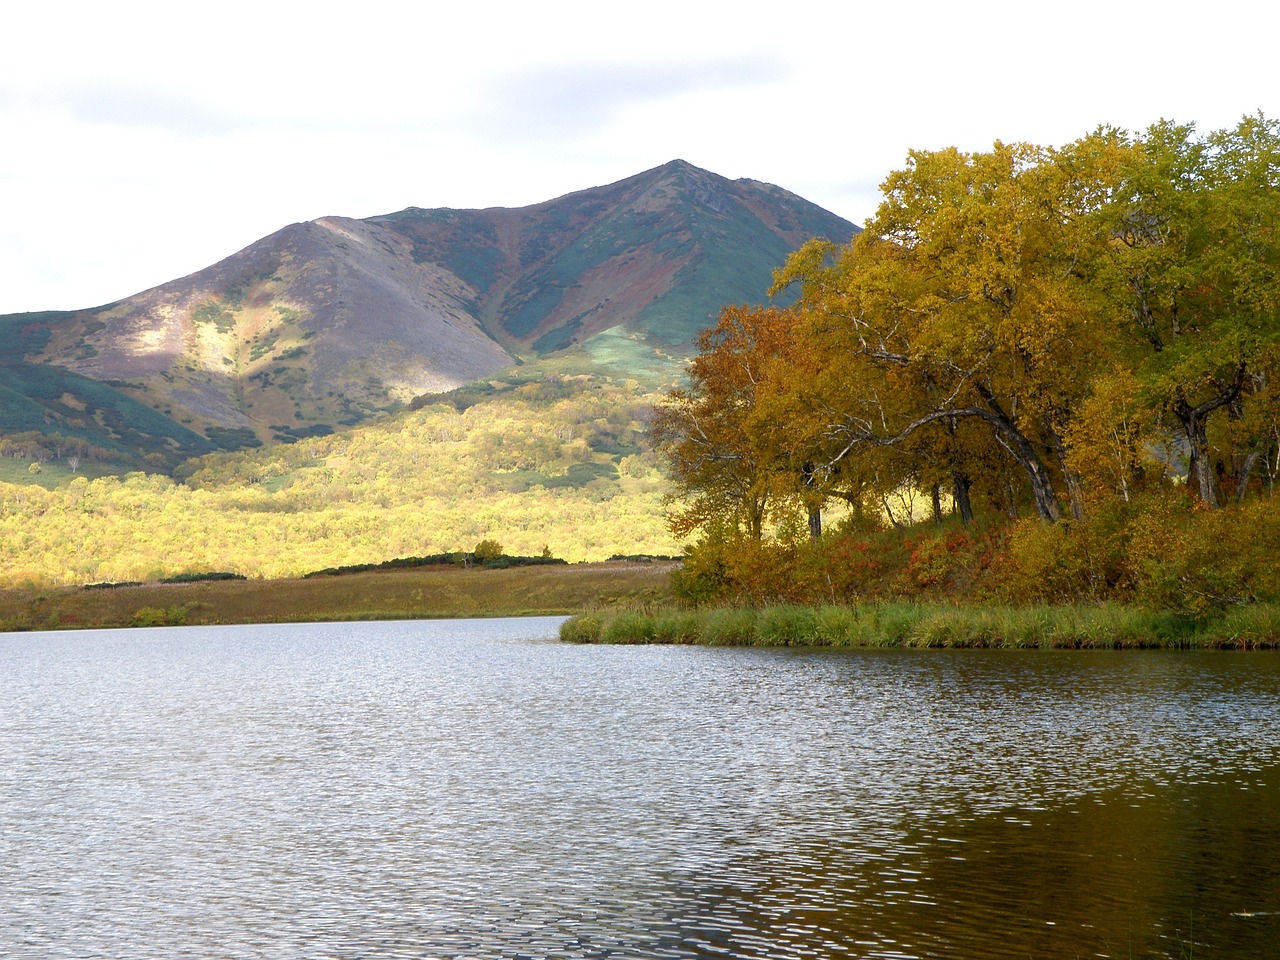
top-left (0, 160), bottom-right (855, 460)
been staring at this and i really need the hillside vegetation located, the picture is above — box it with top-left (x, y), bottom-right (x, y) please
top-left (0, 371), bottom-right (681, 588)
top-left (0, 161), bottom-right (855, 595)
top-left (6, 122), bottom-right (1280, 634)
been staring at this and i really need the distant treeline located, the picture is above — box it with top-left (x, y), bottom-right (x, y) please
top-left (84, 571), bottom-right (248, 589)
top-left (302, 552), bottom-right (569, 578)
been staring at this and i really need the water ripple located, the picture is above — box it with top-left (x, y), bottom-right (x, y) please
top-left (3, 622), bottom-right (1280, 958)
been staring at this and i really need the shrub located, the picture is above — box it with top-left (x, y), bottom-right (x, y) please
top-left (815, 536), bottom-right (886, 602)
top-left (129, 605), bottom-right (188, 627)
top-left (160, 572), bottom-right (246, 584)
top-left (1131, 496), bottom-right (1280, 616)
top-left (992, 520), bottom-right (1093, 605)
top-left (671, 536), bottom-right (730, 605)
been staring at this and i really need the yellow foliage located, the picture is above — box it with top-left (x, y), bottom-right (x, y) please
top-left (0, 376), bottom-right (681, 588)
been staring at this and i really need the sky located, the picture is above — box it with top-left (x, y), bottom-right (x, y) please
top-left (2, 0), bottom-right (1276, 315)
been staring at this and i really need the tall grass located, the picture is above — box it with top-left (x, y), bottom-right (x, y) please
top-left (651, 609), bottom-right (700, 643)
top-left (601, 610), bottom-right (657, 644)
top-left (558, 602), bottom-right (1280, 649)
top-left (699, 607), bottom-right (758, 646)
top-left (754, 605), bottom-right (819, 646)
top-left (1203, 604), bottom-right (1280, 649)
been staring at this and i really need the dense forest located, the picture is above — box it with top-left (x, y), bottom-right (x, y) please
top-left (0, 374), bottom-right (679, 587)
top-left (652, 116), bottom-right (1280, 615)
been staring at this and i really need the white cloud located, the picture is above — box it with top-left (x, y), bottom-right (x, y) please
top-left (472, 55), bottom-right (791, 139)
top-left (2, 0), bottom-right (1278, 313)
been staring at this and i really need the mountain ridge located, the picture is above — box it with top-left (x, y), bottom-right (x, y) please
top-left (0, 160), bottom-right (856, 465)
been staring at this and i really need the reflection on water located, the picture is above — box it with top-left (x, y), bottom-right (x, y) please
top-left (2, 620), bottom-right (1279, 958)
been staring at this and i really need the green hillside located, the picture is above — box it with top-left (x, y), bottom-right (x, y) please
top-left (0, 357), bottom-right (215, 471)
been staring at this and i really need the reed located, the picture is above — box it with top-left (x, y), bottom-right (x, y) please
top-left (558, 614), bottom-right (603, 643)
top-left (870, 602), bottom-right (924, 647)
top-left (558, 602), bottom-right (1280, 649)
top-left (601, 610), bottom-right (657, 644)
top-left (812, 605), bottom-right (877, 646)
top-left (651, 609), bottom-right (700, 643)
top-left (1203, 604), bottom-right (1280, 649)
top-left (697, 607), bottom-right (758, 646)
top-left (753, 605), bottom-right (819, 646)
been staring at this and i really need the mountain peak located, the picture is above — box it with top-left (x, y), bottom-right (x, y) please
top-left (3, 164), bottom-right (856, 457)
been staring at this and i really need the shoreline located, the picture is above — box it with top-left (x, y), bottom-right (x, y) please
top-left (7, 561), bottom-right (1278, 650)
top-left (559, 602), bottom-right (1280, 650)
top-left (0, 562), bottom-right (677, 633)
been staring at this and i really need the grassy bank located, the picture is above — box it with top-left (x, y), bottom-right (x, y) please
top-left (560, 602), bottom-right (1280, 650)
top-left (0, 562), bottom-right (678, 632)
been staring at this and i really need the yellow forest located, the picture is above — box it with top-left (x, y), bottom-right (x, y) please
top-left (0, 376), bottom-right (679, 588)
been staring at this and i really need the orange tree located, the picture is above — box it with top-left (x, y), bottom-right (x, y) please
top-left (650, 305), bottom-right (804, 542)
top-left (773, 133), bottom-right (1131, 523)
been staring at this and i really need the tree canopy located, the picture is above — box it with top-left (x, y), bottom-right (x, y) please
top-left (654, 116), bottom-right (1280, 604)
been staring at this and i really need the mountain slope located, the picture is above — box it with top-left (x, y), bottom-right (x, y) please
top-left (1, 161), bottom-right (856, 454)
top-left (375, 159), bottom-right (855, 352)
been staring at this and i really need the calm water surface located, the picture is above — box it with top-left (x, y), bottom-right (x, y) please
top-left (2, 618), bottom-right (1279, 959)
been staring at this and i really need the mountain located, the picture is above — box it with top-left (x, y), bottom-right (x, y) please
top-left (372, 159), bottom-right (856, 353)
top-left (0, 160), bottom-right (856, 461)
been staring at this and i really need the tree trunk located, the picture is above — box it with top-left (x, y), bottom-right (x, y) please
top-left (952, 472), bottom-right (974, 525)
top-left (1044, 422), bottom-right (1086, 522)
top-left (834, 390), bottom-right (1064, 523)
top-left (801, 461), bottom-right (822, 541)
top-left (1172, 364), bottom-right (1247, 509)
top-left (990, 425), bottom-right (1062, 521)
top-left (746, 495), bottom-right (766, 540)
top-left (881, 494), bottom-right (904, 529)
top-left (931, 484), bottom-right (943, 524)
top-left (972, 383), bottom-right (1063, 523)
top-left (1174, 403), bottom-right (1221, 508)
top-left (1235, 451), bottom-right (1260, 503)
top-left (1189, 425), bottom-right (1218, 505)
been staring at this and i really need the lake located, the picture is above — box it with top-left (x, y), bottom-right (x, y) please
top-left (2, 617), bottom-right (1279, 959)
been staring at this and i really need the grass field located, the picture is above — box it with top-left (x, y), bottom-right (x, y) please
top-left (0, 561), bottom-right (678, 632)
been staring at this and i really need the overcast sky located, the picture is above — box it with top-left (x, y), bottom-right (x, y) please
top-left (2, 0), bottom-right (1275, 314)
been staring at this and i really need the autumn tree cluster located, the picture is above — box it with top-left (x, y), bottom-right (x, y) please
top-left (653, 117), bottom-right (1280, 611)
